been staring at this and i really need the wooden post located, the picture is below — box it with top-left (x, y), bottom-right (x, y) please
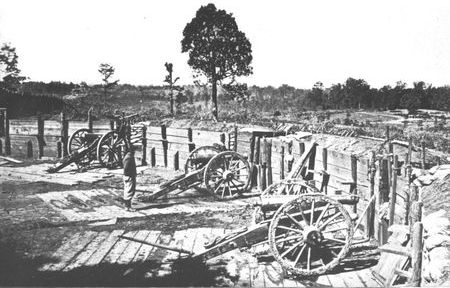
top-left (150, 147), bottom-right (156, 167)
top-left (4, 110), bottom-right (10, 155)
top-left (305, 144), bottom-right (316, 180)
top-left (37, 114), bottom-right (44, 158)
top-left (233, 126), bottom-right (238, 152)
top-left (367, 150), bottom-right (376, 239)
top-left (280, 145), bottom-right (285, 180)
top-left (249, 135), bottom-right (255, 163)
top-left (255, 137), bottom-right (262, 191)
top-left (377, 158), bottom-right (390, 244)
top-left (407, 137), bottom-right (413, 184)
top-left (27, 140), bottom-right (33, 158)
top-left (388, 142), bottom-right (393, 187)
top-left (0, 110), bottom-right (4, 137)
top-left (57, 141), bottom-right (62, 158)
top-left (351, 155), bottom-right (358, 213)
top-left (141, 126), bottom-right (147, 166)
top-left (322, 147), bottom-right (328, 194)
top-left (411, 184), bottom-right (419, 202)
top-left (161, 125), bottom-right (168, 167)
top-left (0, 139), bottom-right (2, 155)
top-left (173, 151), bottom-right (179, 171)
top-left (389, 155), bottom-right (398, 226)
top-left (87, 107), bottom-right (93, 132)
top-left (287, 140), bottom-right (293, 172)
top-left (404, 189), bottom-right (411, 225)
top-left (261, 137), bottom-right (269, 190)
top-left (421, 141), bottom-right (426, 170)
top-left (187, 128), bottom-right (195, 152)
top-left (220, 133), bottom-right (226, 147)
top-left (267, 139), bottom-right (272, 186)
top-left (409, 201), bottom-right (423, 227)
top-left (385, 126), bottom-right (390, 141)
top-left (409, 222), bottom-right (423, 287)
top-left (60, 112), bottom-right (68, 157)
top-left (299, 142), bottom-right (305, 156)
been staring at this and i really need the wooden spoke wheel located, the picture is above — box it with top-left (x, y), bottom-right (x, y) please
top-left (68, 128), bottom-right (91, 154)
top-left (269, 193), bottom-right (353, 276)
top-left (97, 131), bottom-right (126, 169)
top-left (67, 128), bottom-right (94, 166)
top-left (253, 180), bottom-right (320, 224)
top-left (185, 146), bottom-right (221, 173)
top-left (203, 151), bottom-right (251, 200)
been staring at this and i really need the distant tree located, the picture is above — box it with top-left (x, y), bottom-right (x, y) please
top-left (222, 82), bottom-right (250, 103)
top-left (0, 43), bottom-right (26, 92)
top-left (98, 63), bottom-right (119, 106)
top-left (185, 89), bottom-right (194, 104)
top-left (306, 82), bottom-right (326, 109)
top-left (181, 3), bottom-right (253, 120)
top-left (163, 62), bottom-right (183, 115)
top-left (343, 78), bottom-right (370, 109)
top-left (328, 83), bottom-right (345, 109)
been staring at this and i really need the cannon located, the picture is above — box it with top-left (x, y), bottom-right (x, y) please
top-left (47, 113), bottom-right (139, 173)
top-left (143, 146), bottom-right (252, 201)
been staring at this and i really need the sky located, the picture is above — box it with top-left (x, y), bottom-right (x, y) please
top-left (0, 0), bottom-right (450, 89)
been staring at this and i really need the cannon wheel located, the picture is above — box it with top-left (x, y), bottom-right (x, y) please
top-left (269, 193), bottom-right (353, 276)
top-left (252, 180), bottom-right (320, 224)
top-left (67, 128), bottom-right (91, 154)
top-left (185, 146), bottom-right (221, 173)
top-left (203, 151), bottom-right (251, 200)
top-left (97, 131), bottom-right (126, 168)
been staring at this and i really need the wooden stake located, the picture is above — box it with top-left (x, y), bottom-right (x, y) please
top-left (409, 222), bottom-right (423, 287)
top-left (4, 110), bottom-right (10, 155)
top-left (161, 125), bottom-right (168, 167)
top-left (173, 151), bottom-right (179, 171)
top-left (60, 112), bottom-right (68, 157)
top-left (87, 107), bottom-right (93, 132)
top-left (0, 110), bottom-right (4, 137)
top-left (37, 114), bottom-right (44, 159)
top-left (389, 155), bottom-right (398, 227)
top-left (57, 141), bottom-right (62, 158)
top-left (150, 147), bottom-right (156, 167)
top-left (141, 126), bottom-right (147, 166)
top-left (299, 142), bottom-right (305, 156)
top-left (280, 145), bottom-right (285, 180)
top-left (27, 140), bottom-right (33, 158)
top-left (367, 150), bottom-right (376, 239)
top-left (266, 139), bottom-right (272, 186)
top-left (0, 139), bottom-right (2, 155)
top-left (351, 155), bottom-right (358, 213)
top-left (322, 147), bottom-right (329, 194)
top-left (233, 126), bottom-right (238, 152)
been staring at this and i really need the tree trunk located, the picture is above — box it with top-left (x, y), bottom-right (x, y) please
top-left (211, 69), bottom-right (218, 121)
top-left (170, 89), bottom-right (174, 115)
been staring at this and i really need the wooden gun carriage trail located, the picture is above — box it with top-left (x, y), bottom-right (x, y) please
top-left (0, 108), bottom-right (426, 286)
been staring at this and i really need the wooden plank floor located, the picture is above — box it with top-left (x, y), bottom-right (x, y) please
top-left (38, 228), bottom-right (381, 287)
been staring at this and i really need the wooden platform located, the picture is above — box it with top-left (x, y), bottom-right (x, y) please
top-left (37, 228), bottom-right (381, 287)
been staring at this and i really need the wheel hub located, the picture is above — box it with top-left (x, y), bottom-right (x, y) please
top-left (222, 170), bottom-right (234, 181)
top-left (304, 226), bottom-right (323, 246)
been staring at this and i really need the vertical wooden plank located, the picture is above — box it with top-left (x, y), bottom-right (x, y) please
top-left (351, 155), bottom-right (358, 213)
top-left (389, 155), bottom-right (398, 227)
top-left (150, 147), bottom-right (156, 167)
top-left (27, 140), bottom-right (33, 158)
top-left (409, 222), bottom-right (423, 287)
top-left (187, 128), bottom-right (195, 152)
top-left (299, 141), bottom-right (305, 156)
top-left (220, 133), bottom-right (226, 146)
top-left (57, 141), bottom-right (62, 158)
top-left (60, 112), bottom-right (68, 157)
top-left (249, 135), bottom-right (255, 163)
top-left (267, 139), bottom-right (272, 186)
top-left (322, 147), bottom-right (328, 194)
top-left (287, 140), bottom-right (294, 173)
top-left (37, 113), bottom-right (44, 158)
top-left (305, 144), bottom-right (316, 180)
top-left (84, 230), bottom-right (124, 266)
top-left (377, 158), bottom-right (390, 244)
top-left (4, 109), bottom-right (10, 155)
top-left (280, 145), bottom-right (285, 180)
top-left (161, 124), bottom-right (168, 167)
top-left (87, 107), bottom-right (93, 132)
top-left (367, 150), bottom-right (376, 239)
top-left (173, 151), bottom-right (179, 171)
top-left (233, 126), bottom-right (238, 152)
top-left (141, 126), bottom-right (147, 166)
top-left (0, 110), bottom-right (4, 137)
top-left (421, 141), bottom-right (426, 170)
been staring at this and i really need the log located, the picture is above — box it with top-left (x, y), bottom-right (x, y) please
top-left (0, 155), bottom-right (23, 163)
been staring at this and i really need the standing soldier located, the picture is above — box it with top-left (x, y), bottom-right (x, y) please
top-left (122, 145), bottom-right (137, 212)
